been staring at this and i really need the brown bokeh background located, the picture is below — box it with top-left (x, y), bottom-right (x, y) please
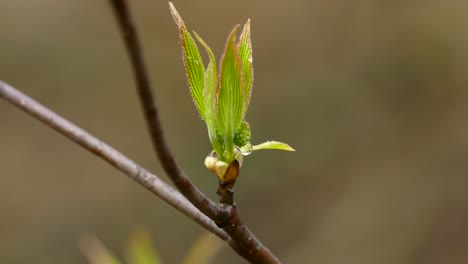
top-left (1, 1), bottom-right (468, 263)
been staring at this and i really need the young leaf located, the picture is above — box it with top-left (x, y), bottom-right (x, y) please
top-left (237, 19), bottom-right (253, 117)
top-left (169, 3), bottom-right (205, 118)
top-left (193, 32), bottom-right (223, 156)
top-left (233, 120), bottom-right (251, 147)
top-left (217, 25), bottom-right (244, 162)
top-left (252, 141), bottom-right (295, 151)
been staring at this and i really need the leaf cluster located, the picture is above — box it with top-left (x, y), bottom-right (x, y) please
top-left (169, 3), bottom-right (293, 180)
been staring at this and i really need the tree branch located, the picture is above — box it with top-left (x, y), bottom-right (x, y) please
top-left (108, 0), bottom-right (222, 219)
top-left (107, 1), bottom-right (281, 263)
top-left (0, 80), bottom-right (228, 242)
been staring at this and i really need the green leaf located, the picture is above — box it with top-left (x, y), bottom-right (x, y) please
top-left (193, 32), bottom-right (223, 156)
top-left (217, 25), bottom-right (244, 162)
top-left (237, 19), bottom-right (253, 117)
top-left (252, 141), bottom-right (295, 151)
top-left (169, 3), bottom-right (205, 119)
top-left (126, 228), bottom-right (163, 264)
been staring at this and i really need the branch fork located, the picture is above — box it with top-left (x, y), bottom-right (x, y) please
top-left (0, 1), bottom-right (282, 263)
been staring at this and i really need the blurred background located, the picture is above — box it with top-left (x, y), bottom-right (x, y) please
top-left (1, 0), bottom-right (468, 263)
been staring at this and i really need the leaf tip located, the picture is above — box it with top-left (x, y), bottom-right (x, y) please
top-left (245, 19), bottom-right (251, 29)
top-left (284, 145), bottom-right (295, 151)
top-left (252, 141), bottom-right (295, 152)
top-left (168, 2), bottom-right (184, 27)
top-left (192, 31), bottom-right (205, 46)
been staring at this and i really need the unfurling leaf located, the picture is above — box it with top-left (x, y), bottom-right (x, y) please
top-left (169, 3), bottom-right (294, 180)
top-left (252, 141), bottom-right (295, 152)
top-left (233, 120), bottom-right (251, 147)
top-left (169, 2), bottom-right (205, 119)
top-left (218, 25), bottom-right (244, 162)
top-left (237, 19), bottom-right (253, 117)
top-left (193, 32), bottom-right (223, 156)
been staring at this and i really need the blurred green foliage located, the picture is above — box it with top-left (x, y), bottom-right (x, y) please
top-left (80, 229), bottom-right (222, 264)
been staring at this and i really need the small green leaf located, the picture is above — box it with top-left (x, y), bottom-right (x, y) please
top-left (237, 19), bottom-right (253, 117)
top-left (126, 228), bottom-right (163, 264)
top-left (217, 25), bottom-right (244, 162)
top-left (169, 3), bottom-right (205, 119)
top-left (233, 120), bottom-right (251, 147)
top-left (252, 141), bottom-right (295, 151)
top-left (194, 32), bottom-right (223, 156)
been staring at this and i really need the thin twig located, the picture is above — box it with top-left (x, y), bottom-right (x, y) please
top-left (0, 80), bottom-right (228, 242)
top-left (108, 1), bottom-right (281, 263)
top-left (108, 0), bottom-right (222, 219)
top-left (215, 161), bottom-right (281, 263)
top-left (216, 161), bottom-right (239, 206)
